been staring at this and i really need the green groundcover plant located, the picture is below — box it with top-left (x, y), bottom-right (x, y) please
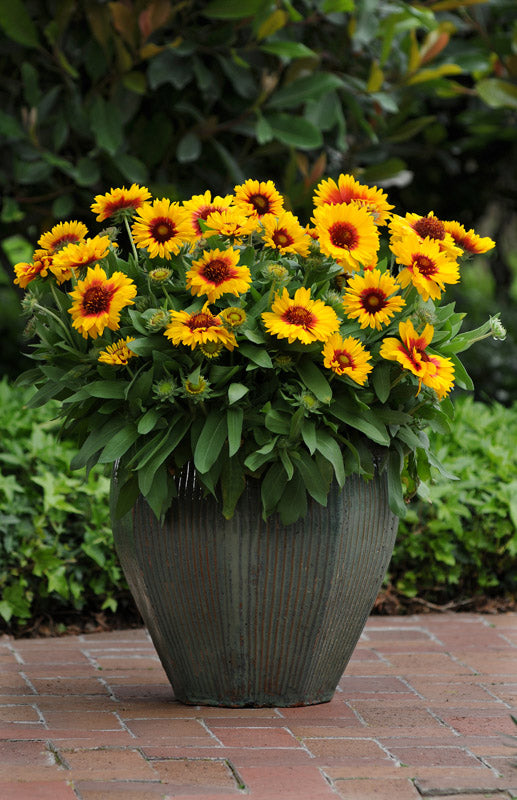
top-left (0, 377), bottom-right (123, 627)
top-left (390, 396), bottom-right (517, 605)
top-left (13, 175), bottom-right (506, 525)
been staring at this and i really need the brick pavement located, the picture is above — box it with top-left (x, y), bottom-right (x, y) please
top-left (0, 613), bottom-right (516, 800)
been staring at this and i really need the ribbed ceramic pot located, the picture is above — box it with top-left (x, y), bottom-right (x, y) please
top-left (111, 463), bottom-right (398, 707)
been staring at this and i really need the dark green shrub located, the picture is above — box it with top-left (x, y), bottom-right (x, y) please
top-left (389, 395), bottom-right (517, 606)
top-left (0, 378), bottom-right (129, 632)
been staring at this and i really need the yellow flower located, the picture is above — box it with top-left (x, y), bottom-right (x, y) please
top-left (262, 286), bottom-right (339, 345)
top-left (260, 211), bottom-right (311, 257)
top-left (68, 264), bottom-right (137, 339)
top-left (390, 232), bottom-right (460, 302)
top-left (202, 207), bottom-right (256, 239)
top-left (442, 220), bottom-right (496, 255)
top-left (313, 173), bottom-right (393, 225)
top-left (164, 303), bottom-right (237, 351)
top-left (51, 235), bottom-right (112, 284)
top-left (182, 190), bottom-right (233, 238)
top-left (380, 320), bottom-right (454, 398)
top-left (91, 184), bottom-right (152, 222)
top-left (98, 337), bottom-right (138, 365)
top-left (389, 212), bottom-right (462, 260)
top-left (322, 334), bottom-right (373, 385)
top-left (342, 269), bottom-right (405, 330)
top-left (38, 220), bottom-right (88, 253)
top-left (233, 178), bottom-right (284, 219)
top-left (131, 198), bottom-right (194, 259)
top-left (13, 250), bottom-right (52, 289)
top-left (186, 247), bottom-right (251, 303)
top-left (312, 202), bottom-right (380, 272)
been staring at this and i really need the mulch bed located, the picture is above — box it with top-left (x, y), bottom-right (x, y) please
top-left (2, 588), bottom-right (516, 639)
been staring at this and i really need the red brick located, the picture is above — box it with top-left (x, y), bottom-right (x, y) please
top-left (60, 747), bottom-right (158, 780)
top-left (152, 757), bottom-right (240, 789)
top-left (206, 725), bottom-right (301, 749)
top-left (0, 780), bottom-right (77, 800)
top-left (332, 777), bottom-right (421, 799)
top-left (304, 737), bottom-right (391, 761)
top-left (124, 717), bottom-right (218, 744)
top-left (238, 765), bottom-right (338, 798)
top-left (0, 705), bottom-right (41, 722)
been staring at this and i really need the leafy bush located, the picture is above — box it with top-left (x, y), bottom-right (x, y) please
top-left (0, 378), bottom-right (129, 632)
top-left (389, 395), bottom-right (517, 606)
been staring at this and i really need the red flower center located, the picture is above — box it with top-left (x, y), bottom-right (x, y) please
top-left (81, 283), bottom-right (115, 316)
top-left (151, 217), bottom-right (177, 242)
top-left (201, 259), bottom-right (234, 285)
top-left (334, 349), bottom-right (353, 369)
top-left (193, 204), bottom-right (224, 235)
top-left (282, 305), bottom-right (316, 329)
top-left (187, 312), bottom-right (218, 330)
top-left (414, 255), bottom-right (437, 276)
top-left (413, 215), bottom-right (445, 241)
top-left (248, 193), bottom-right (270, 215)
top-left (360, 288), bottom-right (387, 313)
top-left (272, 229), bottom-right (293, 248)
top-left (104, 198), bottom-right (140, 216)
top-left (329, 222), bottom-right (358, 250)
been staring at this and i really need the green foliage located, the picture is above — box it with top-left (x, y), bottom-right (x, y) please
top-left (389, 395), bottom-right (517, 604)
top-left (0, 378), bottom-right (125, 630)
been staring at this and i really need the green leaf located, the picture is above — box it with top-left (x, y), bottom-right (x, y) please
top-left (297, 359), bottom-right (332, 403)
top-left (261, 41), bottom-right (318, 60)
top-left (228, 382), bottom-right (249, 404)
top-left (177, 132), bottom-right (202, 163)
top-left (450, 355), bottom-right (474, 391)
top-left (137, 420), bottom-right (187, 494)
top-left (387, 448), bottom-right (405, 518)
top-left (261, 462), bottom-right (288, 516)
top-left (203, 0), bottom-right (266, 18)
top-left (267, 73), bottom-right (344, 109)
top-left (70, 418), bottom-right (129, 470)
top-left (277, 472), bottom-right (307, 525)
top-left (194, 411), bottom-right (228, 474)
top-left (227, 406), bottom-right (243, 457)
top-left (221, 456), bottom-right (246, 519)
top-left (238, 342), bottom-right (274, 368)
top-left (137, 408), bottom-right (162, 435)
top-left (89, 95), bottom-right (123, 155)
top-left (0, 0), bottom-right (40, 47)
top-left (266, 114), bottom-right (323, 149)
top-left (98, 424), bottom-right (139, 464)
top-left (329, 401), bottom-right (390, 446)
top-left (315, 429), bottom-right (345, 487)
top-left (294, 450), bottom-right (330, 506)
top-left (87, 381), bottom-right (128, 399)
top-left (476, 78), bottom-right (517, 110)
top-left (372, 363), bottom-right (392, 403)
top-left (301, 418), bottom-right (317, 455)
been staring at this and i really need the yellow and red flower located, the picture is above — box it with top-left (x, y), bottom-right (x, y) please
top-left (322, 334), bottom-right (373, 385)
top-left (380, 320), bottom-right (454, 398)
top-left (202, 208), bottom-right (256, 239)
top-left (14, 249), bottom-right (53, 288)
top-left (260, 211), bottom-right (310, 257)
top-left (262, 286), bottom-right (339, 345)
top-left (91, 184), bottom-right (152, 222)
top-left (98, 337), bottom-right (138, 365)
top-left (38, 220), bottom-right (88, 253)
top-left (233, 179), bottom-right (284, 219)
top-left (186, 247), bottom-right (251, 303)
top-left (390, 232), bottom-right (460, 301)
top-left (182, 191), bottom-right (233, 238)
top-left (68, 264), bottom-right (137, 339)
top-left (342, 269), bottom-right (405, 330)
top-left (131, 198), bottom-right (194, 259)
top-left (389, 211), bottom-right (462, 260)
top-left (442, 220), bottom-right (496, 255)
top-left (164, 303), bottom-right (237, 351)
top-left (313, 173), bottom-right (393, 225)
top-left (312, 202), bottom-right (380, 272)
top-left (50, 235), bottom-right (112, 284)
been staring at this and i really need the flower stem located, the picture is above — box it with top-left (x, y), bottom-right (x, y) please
top-left (124, 216), bottom-right (139, 263)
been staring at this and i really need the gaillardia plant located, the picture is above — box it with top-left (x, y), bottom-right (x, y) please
top-left (15, 176), bottom-right (503, 525)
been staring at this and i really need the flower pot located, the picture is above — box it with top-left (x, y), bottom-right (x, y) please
top-left (111, 463), bottom-right (398, 707)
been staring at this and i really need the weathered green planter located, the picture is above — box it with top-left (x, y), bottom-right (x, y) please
top-left (111, 464), bottom-right (398, 707)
